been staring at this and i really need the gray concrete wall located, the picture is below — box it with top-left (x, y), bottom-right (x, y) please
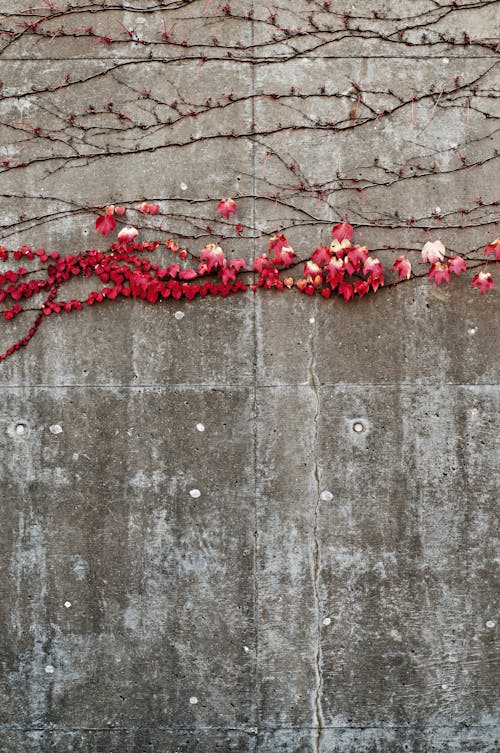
top-left (0, 1), bottom-right (498, 751)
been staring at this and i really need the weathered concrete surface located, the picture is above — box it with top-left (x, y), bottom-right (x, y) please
top-left (0, 1), bottom-right (499, 752)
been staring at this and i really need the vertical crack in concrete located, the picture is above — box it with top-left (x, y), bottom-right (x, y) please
top-left (250, 7), bottom-right (259, 751)
top-left (307, 302), bottom-right (324, 753)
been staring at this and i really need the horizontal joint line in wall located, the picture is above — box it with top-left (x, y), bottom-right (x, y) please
top-left (0, 383), bottom-right (497, 390)
top-left (1, 723), bottom-right (498, 733)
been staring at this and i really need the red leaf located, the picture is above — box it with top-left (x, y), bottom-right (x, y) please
top-left (95, 214), bottom-right (116, 236)
top-left (471, 271), bottom-right (494, 294)
top-left (331, 222), bottom-right (353, 243)
top-left (448, 256), bottom-right (467, 276)
top-left (200, 243), bottom-right (226, 271)
top-left (217, 198), bottom-right (237, 219)
top-left (484, 237), bottom-right (500, 260)
top-left (392, 256), bottom-right (411, 280)
top-left (311, 246), bottom-right (331, 266)
top-left (428, 262), bottom-right (451, 286)
top-left (179, 269), bottom-right (197, 280)
top-left (338, 282), bottom-right (354, 301)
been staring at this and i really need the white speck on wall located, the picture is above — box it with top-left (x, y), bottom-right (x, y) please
top-left (124, 605), bottom-right (141, 631)
top-left (64, 601), bottom-right (72, 609)
top-left (243, 645), bottom-right (250, 653)
top-left (486, 620), bottom-right (495, 629)
top-left (196, 423), bottom-right (205, 432)
top-left (189, 489), bottom-right (201, 498)
top-left (15, 424), bottom-right (26, 435)
top-left (49, 424), bottom-right (63, 434)
top-left (322, 617), bottom-right (331, 626)
top-left (45, 665), bottom-right (55, 674)
top-left (435, 207), bottom-right (441, 214)
top-left (441, 684), bottom-right (448, 690)
top-left (309, 317), bottom-right (315, 324)
top-left (443, 57), bottom-right (449, 64)
top-left (174, 311), bottom-right (184, 320)
top-left (72, 555), bottom-right (89, 581)
top-left (189, 696), bottom-right (198, 705)
top-left (320, 490), bottom-right (333, 502)
top-left (468, 327), bottom-right (477, 335)
top-left (180, 183), bottom-right (188, 191)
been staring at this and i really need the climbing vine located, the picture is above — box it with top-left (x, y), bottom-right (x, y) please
top-left (0, 1), bottom-right (498, 361)
top-left (0, 199), bottom-right (497, 362)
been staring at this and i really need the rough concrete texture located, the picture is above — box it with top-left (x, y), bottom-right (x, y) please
top-left (0, 1), bottom-right (499, 751)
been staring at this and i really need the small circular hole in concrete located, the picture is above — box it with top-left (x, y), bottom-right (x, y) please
top-left (352, 421), bottom-right (365, 434)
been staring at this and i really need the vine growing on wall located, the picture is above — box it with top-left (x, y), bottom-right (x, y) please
top-left (0, 1), bottom-right (498, 362)
top-left (0, 199), bottom-right (497, 362)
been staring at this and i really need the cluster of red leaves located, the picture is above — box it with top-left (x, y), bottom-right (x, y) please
top-left (0, 199), bottom-right (497, 363)
top-left (294, 222), bottom-right (385, 301)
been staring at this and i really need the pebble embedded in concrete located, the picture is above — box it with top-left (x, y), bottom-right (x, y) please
top-left (320, 490), bottom-right (333, 502)
top-left (49, 424), bottom-right (63, 434)
top-left (189, 489), bottom-right (201, 498)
